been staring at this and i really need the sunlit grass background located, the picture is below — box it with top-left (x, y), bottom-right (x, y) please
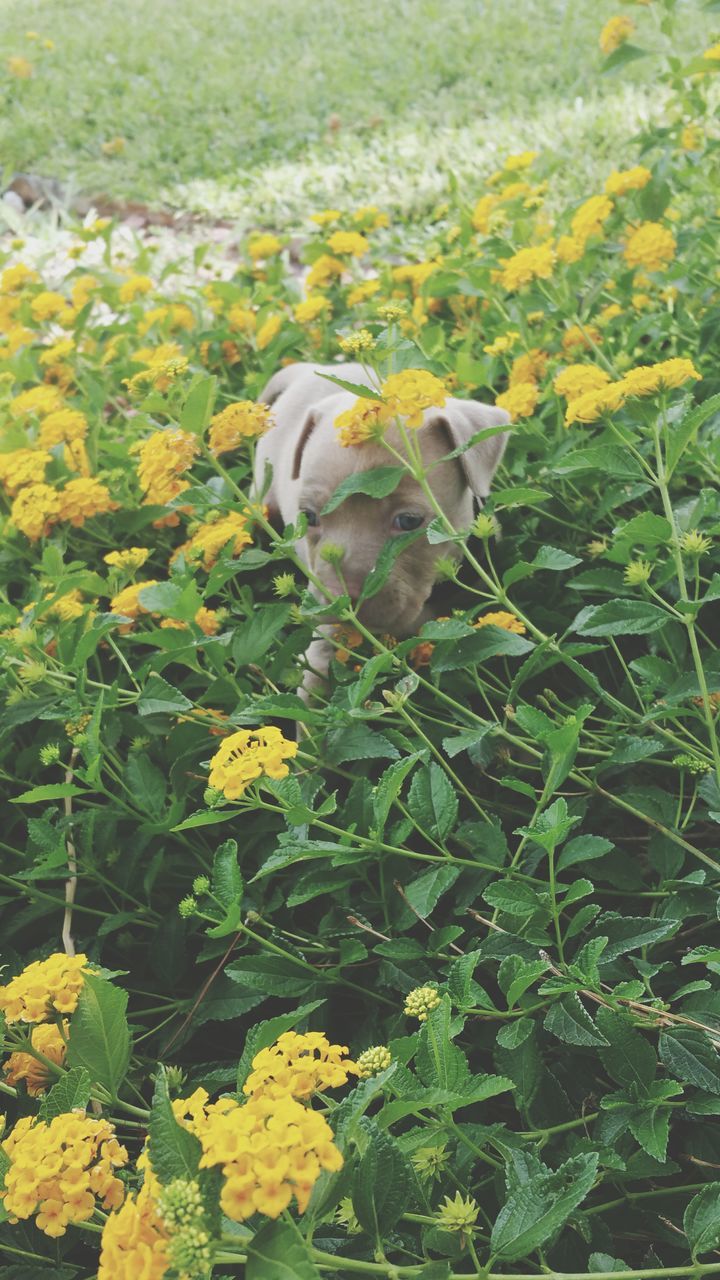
top-left (0, 0), bottom-right (713, 228)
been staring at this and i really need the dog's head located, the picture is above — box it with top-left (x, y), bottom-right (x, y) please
top-left (291, 392), bottom-right (510, 635)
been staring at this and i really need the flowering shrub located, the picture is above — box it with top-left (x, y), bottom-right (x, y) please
top-left (1, 8), bottom-right (720, 1279)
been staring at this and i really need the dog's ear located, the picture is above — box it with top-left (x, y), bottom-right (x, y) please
top-left (291, 409), bottom-right (319, 481)
top-left (433, 399), bottom-right (510, 499)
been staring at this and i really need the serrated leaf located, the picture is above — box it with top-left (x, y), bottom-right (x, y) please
top-left (66, 972), bottom-right (131, 1098)
top-left (181, 373), bottom-right (217, 434)
top-left (659, 1029), bottom-right (720, 1094)
top-left (685, 1183), bottom-right (720, 1257)
top-left (148, 1067), bottom-right (203, 1184)
top-left (12, 782), bottom-right (88, 804)
top-left (416, 996), bottom-right (469, 1090)
top-left (321, 465), bottom-right (405, 514)
top-left (407, 763), bottom-right (458, 842)
top-left (597, 1008), bottom-right (656, 1091)
top-left (352, 1122), bottom-right (413, 1238)
top-left (325, 724), bottom-right (399, 764)
top-left (544, 994), bottom-right (609, 1047)
top-left (491, 1152), bottom-right (598, 1260)
top-left (574, 600), bottom-right (670, 637)
top-left (137, 674), bottom-right (193, 717)
top-left (372, 754), bottom-right (421, 835)
top-left (246, 1219), bottom-right (322, 1278)
top-left (212, 838), bottom-right (242, 908)
top-left (37, 1067), bottom-right (92, 1121)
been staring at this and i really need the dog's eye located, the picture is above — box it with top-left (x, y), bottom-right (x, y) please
top-left (392, 512), bottom-right (425, 531)
top-left (301, 508), bottom-right (319, 528)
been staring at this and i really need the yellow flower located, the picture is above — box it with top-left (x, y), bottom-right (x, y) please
top-left (483, 331), bottom-right (520, 356)
top-left (391, 261), bottom-right (440, 293)
top-left (1, 262), bottom-right (39, 292)
top-left (295, 294), bottom-right (331, 323)
top-left (306, 254), bottom-right (345, 290)
top-left (355, 1045), bottom-right (392, 1079)
top-left (7, 55), bottom-right (33, 78)
top-left (571, 194), bottom-right (613, 242)
top-left (194, 607), bottom-right (221, 636)
top-left (4, 1021), bottom-right (67, 1095)
top-left (327, 230), bottom-right (369, 257)
top-left (71, 274), bottom-right (100, 308)
top-left (604, 165), bottom-right (652, 195)
top-left (46, 589), bottom-right (86, 622)
top-left (310, 209), bottom-right (342, 226)
top-left (352, 204), bottom-right (389, 229)
top-left (208, 727), bottom-right (298, 799)
top-left (38, 408), bottom-right (88, 446)
top-left (104, 547), bottom-right (150, 572)
top-left (334, 397), bottom-right (389, 447)
top-left (101, 136), bottom-right (126, 156)
top-left (509, 349), bottom-right (548, 387)
top-left (474, 610), bottom-right (526, 634)
top-left (10, 483), bottom-right (62, 540)
top-left (228, 303), bottom-right (257, 333)
top-left (118, 275), bottom-right (154, 303)
top-left (599, 15), bottom-right (634, 55)
top-left (618, 358), bottom-right (701, 398)
top-left (495, 381), bottom-right (538, 421)
top-left (623, 221), bottom-right (676, 272)
top-left (135, 428), bottom-right (198, 508)
top-left (556, 234), bottom-right (586, 265)
top-left (2, 1113), bottom-right (127, 1236)
top-left (0, 448), bottom-right (51, 496)
top-left (703, 40), bottom-right (720, 61)
top-left (503, 150), bottom-right (537, 171)
top-left (597, 302), bottom-right (623, 326)
top-left (39, 337), bottom-right (75, 366)
top-left (338, 328), bottom-right (375, 355)
top-left (10, 384), bottom-right (64, 418)
top-left (30, 291), bottom-right (67, 322)
top-left (57, 478), bottom-right (118, 527)
top-left (346, 278), bottom-right (380, 306)
top-left (472, 194), bottom-right (500, 233)
top-left (208, 401), bottom-right (273, 455)
top-left (381, 368), bottom-right (447, 428)
top-left (564, 383), bottom-right (626, 425)
top-left (681, 124), bottom-right (703, 152)
top-left (553, 364), bottom-right (611, 401)
top-left (175, 511), bottom-right (254, 570)
top-left (499, 241), bottom-right (555, 291)
top-left (437, 1191), bottom-right (479, 1233)
top-left (0, 952), bottom-right (89, 1023)
top-left (110, 579), bottom-right (160, 621)
top-left (248, 233), bottom-right (283, 260)
top-left (256, 315), bottom-right (283, 349)
top-left (98, 1181), bottom-right (170, 1280)
top-left (244, 1031), bottom-right (357, 1100)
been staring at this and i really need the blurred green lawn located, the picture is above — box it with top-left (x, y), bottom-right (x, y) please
top-left (0, 0), bottom-right (711, 228)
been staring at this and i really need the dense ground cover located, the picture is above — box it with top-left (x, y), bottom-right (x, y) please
top-left (1, 5), bottom-right (720, 1279)
top-left (0, 0), bottom-right (714, 226)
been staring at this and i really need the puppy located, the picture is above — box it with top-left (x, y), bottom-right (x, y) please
top-left (254, 362), bottom-right (509, 693)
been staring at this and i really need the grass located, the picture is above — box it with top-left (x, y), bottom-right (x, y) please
top-left (0, 0), bottom-right (713, 229)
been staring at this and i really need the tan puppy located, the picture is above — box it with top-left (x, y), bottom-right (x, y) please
top-left (254, 362), bottom-right (509, 691)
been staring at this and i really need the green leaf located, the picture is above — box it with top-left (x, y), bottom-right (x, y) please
top-left (138, 580), bottom-right (203, 621)
top-left (416, 996), bottom-right (469, 1090)
top-left (315, 371), bottom-right (381, 399)
top-left (598, 914), bottom-right (679, 961)
top-left (404, 865), bottom-right (461, 917)
top-left (491, 1153), bottom-right (598, 1260)
top-left (684, 1183), bottom-right (720, 1257)
top-left (628, 1106), bottom-right (670, 1162)
top-left (359, 529), bottom-right (425, 603)
top-left (181, 373), bottom-right (217, 434)
top-left (372, 754), bottom-right (421, 835)
top-left (659, 1029), bottom-right (720, 1094)
top-left (431, 627), bottom-right (533, 670)
top-left (352, 1122), bottom-right (413, 1239)
top-left (125, 752), bottom-right (167, 818)
top-left (442, 722), bottom-right (494, 759)
top-left (322, 465), bottom-right (405, 514)
top-left (12, 782), bottom-right (88, 804)
top-left (212, 838), bottom-right (243, 908)
top-left (483, 881), bottom-right (541, 917)
top-left (66, 972), bottom-right (131, 1098)
top-left (574, 600), bottom-right (670, 637)
top-left (597, 1008), bottom-right (656, 1091)
top-left (325, 724), bottom-right (399, 764)
top-left (148, 1067), bottom-right (203, 1185)
top-left (544, 995), bottom-right (609, 1047)
top-left (667, 393), bottom-right (720, 477)
top-left (557, 835), bottom-right (614, 871)
top-left (246, 1220), bottom-right (322, 1279)
top-left (601, 42), bottom-right (648, 74)
top-left (407, 763), bottom-right (458, 841)
top-left (138, 674), bottom-right (193, 717)
top-left (232, 604), bottom-right (291, 665)
top-left (37, 1067), bottom-right (92, 1121)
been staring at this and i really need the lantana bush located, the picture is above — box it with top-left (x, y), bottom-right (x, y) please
top-left (1, 9), bottom-right (720, 1279)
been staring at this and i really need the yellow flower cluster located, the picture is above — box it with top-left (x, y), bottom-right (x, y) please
top-left (553, 364), bottom-right (611, 402)
top-left (571, 194), bottom-right (614, 243)
top-left (0, 448), bottom-right (51, 496)
top-left (208, 400), bottom-right (273, 455)
top-left (98, 1181), bottom-right (170, 1280)
top-left (404, 985), bottom-right (441, 1021)
top-left (382, 369), bottom-right (447, 427)
top-left (57, 477), bottom-right (118, 526)
top-left (327, 230), bottom-right (369, 257)
top-left (0, 952), bottom-right (88, 1022)
top-left (243, 1031), bottom-right (357, 1100)
top-left (1, 1113), bottom-right (127, 1237)
top-left (355, 1045), bottom-right (392, 1078)
top-left (474, 611), bottom-right (527, 634)
top-left (565, 357), bottom-right (700, 424)
top-left (499, 241), bottom-right (555, 291)
top-left (3, 1021), bottom-right (67, 1095)
top-left (604, 165), bottom-right (652, 196)
top-left (135, 428), bottom-right (198, 509)
top-left (110, 579), bottom-right (159, 620)
top-left (10, 384), bottom-right (64, 418)
top-left (10, 483), bottom-right (62, 540)
top-left (334, 397), bottom-right (389, 447)
top-left (208, 726), bottom-right (298, 799)
top-left (306, 254), bottom-right (345, 290)
top-left (623, 221), bottom-right (676, 272)
top-left (295, 294), bottom-right (331, 323)
top-left (173, 1087), bottom-right (344, 1220)
top-left (248, 233), bottom-right (283, 260)
top-left (174, 510), bottom-right (254, 570)
top-left (599, 15), bottom-right (634, 55)
top-left (104, 546), bottom-right (150, 571)
top-left (495, 381), bottom-right (538, 421)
